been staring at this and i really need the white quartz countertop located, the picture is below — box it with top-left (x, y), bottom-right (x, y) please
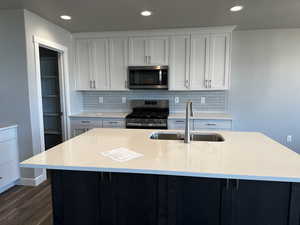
top-left (20, 128), bottom-right (300, 182)
top-left (0, 123), bottom-right (18, 131)
top-left (168, 113), bottom-right (233, 120)
top-left (70, 112), bottom-right (128, 119)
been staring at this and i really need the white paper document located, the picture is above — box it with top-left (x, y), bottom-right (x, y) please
top-left (101, 148), bottom-right (143, 162)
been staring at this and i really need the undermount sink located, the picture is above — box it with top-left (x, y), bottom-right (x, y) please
top-left (150, 132), bottom-right (225, 142)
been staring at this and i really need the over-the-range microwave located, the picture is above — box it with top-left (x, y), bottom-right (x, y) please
top-left (128, 66), bottom-right (168, 90)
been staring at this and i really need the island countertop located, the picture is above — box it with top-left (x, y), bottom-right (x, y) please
top-left (20, 128), bottom-right (300, 182)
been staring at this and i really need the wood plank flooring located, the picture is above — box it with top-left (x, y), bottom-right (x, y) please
top-left (0, 180), bottom-right (53, 225)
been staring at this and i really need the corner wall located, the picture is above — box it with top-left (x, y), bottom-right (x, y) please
top-left (230, 29), bottom-right (300, 153)
top-left (23, 10), bottom-right (81, 179)
top-left (0, 10), bottom-right (34, 178)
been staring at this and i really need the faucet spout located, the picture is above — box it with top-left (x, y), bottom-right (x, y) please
top-left (184, 100), bottom-right (193, 143)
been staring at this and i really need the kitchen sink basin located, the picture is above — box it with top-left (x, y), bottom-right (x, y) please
top-left (150, 132), bottom-right (225, 142)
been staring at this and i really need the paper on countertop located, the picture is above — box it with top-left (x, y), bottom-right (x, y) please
top-left (101, 148), bottom-right (143, 162)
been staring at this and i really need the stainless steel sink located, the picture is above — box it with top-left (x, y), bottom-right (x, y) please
top-left (150, 132), bottom-right (225, 142)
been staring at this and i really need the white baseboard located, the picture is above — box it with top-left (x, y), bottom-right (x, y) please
top-left (19, 173), bottom-right (47, 186)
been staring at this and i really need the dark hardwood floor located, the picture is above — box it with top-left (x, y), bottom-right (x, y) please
top-left (0, 180), bottom-right (53, 225)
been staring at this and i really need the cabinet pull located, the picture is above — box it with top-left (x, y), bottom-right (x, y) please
top-left (89, 80), bottom-right (93, 89)
top-left (175, 120), bottom-right (185, 123)
top-left (93, 80), bottom-right (96, 89)
top-left (226, 179), bottom-right (230, 190)
top-left (209, 80), bottom-right (212, 88)
top-left (145, 56), bottom-right (148, 64)
top-left (148, 56), bottom-right (151, 64)
top-left (185, 80), bottom-right (189, 88)
top-left (108, 173), bottom-right (112, 183)
top-left (206, 123), bottom-right (217, 126)
top-left (81, 120), bottom-right (91, 124)
top-left (235, 179), bottom-right (239, 191)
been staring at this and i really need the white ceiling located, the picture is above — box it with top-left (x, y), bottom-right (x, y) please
top-left (1, 0), bottom-right (300, 32)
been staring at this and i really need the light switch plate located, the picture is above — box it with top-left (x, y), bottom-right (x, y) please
top-left (175, 97), bottom-right (179, 104)
top-left (98, 97), bottom-right (104, 104)
top-left (200, 97), bottom-right (206, 105)
top-left (122, 97), bottom-right (127, 104)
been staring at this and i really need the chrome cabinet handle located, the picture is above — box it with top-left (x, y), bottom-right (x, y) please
top-left (175, 121), bottom-right (185, 123)
top-left (185, 80), bottom-right (189, 88)
top-left (206, 123), bottom-right (217, 126)
top-left (90, 80), bottom-right (93, 89)
top-left (93, 80), bottom-right (96, 89)
top-left (209, 80), bottom-right (212, 88)
top-left (81, 120), bottom-right (91, 124)
top-left (148, 56), bottom-right (151, 64)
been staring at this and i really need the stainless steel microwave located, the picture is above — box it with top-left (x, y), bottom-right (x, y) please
top-left (128, 66), bottom-right (168, 90)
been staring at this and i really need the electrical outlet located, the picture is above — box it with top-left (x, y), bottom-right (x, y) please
top-left (174, 97), bottom-right (179, 104)
top-left (122, 97), bottom-right (127, 104)
top-left (98, 97), bottom-right (104, 104)
top-left (287, 135), bottom-right (292, 143)
top-left (200, 97), bottom-right (206, 105)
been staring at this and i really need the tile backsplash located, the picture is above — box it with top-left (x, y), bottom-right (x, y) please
top-left (82, 90), bottom-right (228, 113)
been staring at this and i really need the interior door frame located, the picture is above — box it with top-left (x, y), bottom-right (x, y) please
top-left (33, 36), bottom-right (71, 160)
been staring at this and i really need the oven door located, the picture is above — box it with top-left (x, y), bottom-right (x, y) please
top-left (128, 66), bottom-right (168, 90)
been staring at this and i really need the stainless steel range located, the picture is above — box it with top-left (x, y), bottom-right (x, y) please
top-left (126, 100), bottom-right (169, 129)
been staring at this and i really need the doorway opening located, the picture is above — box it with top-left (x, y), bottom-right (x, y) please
top-left (39, 47), bottom-right (63, 150)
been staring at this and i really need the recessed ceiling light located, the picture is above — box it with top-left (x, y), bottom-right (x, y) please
top-left (60, 15), bottom-right (72, 20)
top-left (141, 10), bottom-right (152, 16)
top-left (230, 5), bottom-right (244, 12)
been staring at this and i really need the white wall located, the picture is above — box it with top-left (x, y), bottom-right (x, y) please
top-left (230, 29), bottom-right (300, 153)
top-left (0, 10), bottom-right (35, 178)
top-left (23, 10), bottom-right (81, 178)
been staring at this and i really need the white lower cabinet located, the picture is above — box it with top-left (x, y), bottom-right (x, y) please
top-left (103, 119), bottom-right (125, 128)
top-left (168, 119), bottom-right (188, 130)
top-left (70, 118), bottom-right (125, 137)
top-left (193, 119), bottom-right (232, 130)
top-left (0, 126), bottom-right (20, 194)
top-left (168, 119), bottom-right (232, 131)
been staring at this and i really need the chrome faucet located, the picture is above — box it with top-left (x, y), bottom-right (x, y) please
top-left (184, 100), bottom-right (194, 143)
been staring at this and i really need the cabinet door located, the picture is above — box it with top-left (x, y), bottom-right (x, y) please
top-left (231, 180), bottom-right (291, 225)
top-left (113, 173), bottom-right (158, 225)
top-left (51, 170), bottom-right (100, 225)
top-left (129, 37), bottom-right (147, 65)
top-left (190, 34), bottom-right (209, 90)
top-left (168, 176), bottom-right (222, 225)
top-left (169, 35), bottom-right (190, 90)
top-left (76, 39), bottom-right (92, 90)
top-left (109, 38), bottom-right (128, 90)
top-left (91, 39), bottom-right (110, 90)
top-left (208, 33), bottom-right (230, 89)
top-left (148, 37), bottom-right (169, 65)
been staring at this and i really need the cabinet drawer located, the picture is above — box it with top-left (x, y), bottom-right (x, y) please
top-left (103, 119), bottom-right (124, 128)
top-left (0, 139), bottom-right (18, 165)
top-left (0, 128), bottom-right (17, 143)
top-left (70, 118), bottom-right (102, 128)
top-left (0, 160), bottom-right (20, 187)
top-left (168, 119), bottom-right (189, 130)
top-left (194, 120), bottom-right (232, 130)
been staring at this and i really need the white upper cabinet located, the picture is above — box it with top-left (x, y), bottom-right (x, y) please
top-left (208, 33), bottom-right (230, 89)
top-left (189, 34), bottom-right (210, 90)
top-left (74, 26), bottom-right (233, 91)
top-left (169, 35), bottom-right (190, 90)
top-left (109, 38), bottom-right (128, 90)
top-left (90, 39), bottom-right (110, 90)
top-left (75, 38), bottom-right (129, 91)
top-left (129, 36), bottom-right (169, 66)
top-left (75, 39), bottom-right (92, 90)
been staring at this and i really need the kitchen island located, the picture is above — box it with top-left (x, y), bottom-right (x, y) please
top-left (21, 128), bottom-right (300, 225)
